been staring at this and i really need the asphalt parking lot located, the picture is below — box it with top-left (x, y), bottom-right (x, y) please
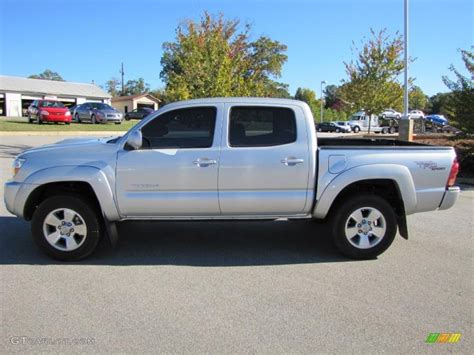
top-left (0, 134), bottom-right (472, 353)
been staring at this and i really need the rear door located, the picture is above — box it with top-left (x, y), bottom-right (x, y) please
top-left (218, 104), bottom-right (310, 215)
top-left (115, 105), bottom-right (222, 217)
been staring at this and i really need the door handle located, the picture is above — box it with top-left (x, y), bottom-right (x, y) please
top-left (193, 158), bottom-right (217, 167)
top-left (281, 157), bottom-right (304, 166)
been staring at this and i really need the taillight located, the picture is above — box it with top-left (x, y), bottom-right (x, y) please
top-left (447, 158), bottom-right (459, 187)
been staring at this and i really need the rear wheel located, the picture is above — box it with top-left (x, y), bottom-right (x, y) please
top-left (389, 127), bottom-right (396, 134)
top-left (36, 115), bottom-right (42, 124)
top-left (335, 128), bottom-right (340, 133)
top-left (91, 114), bottom-right (96, 124)
top-left (331, 195), bottom-right (397, 259)
top-left (31, 195), bottom-right (102, 261)
top-left (381, 128), bottom-right (388, 134)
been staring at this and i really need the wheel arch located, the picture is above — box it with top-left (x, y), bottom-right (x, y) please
top-left (19, 166), bottom-right (120, 222)
top-left (312, 164), bottom-right (417, 237)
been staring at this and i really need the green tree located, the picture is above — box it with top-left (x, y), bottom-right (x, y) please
top-left (442, 48), bottom-right (474, 133)
top-left (122, 78), bottom-right (150, 96)
top-left (294, 87), bottom-right (319, 118)
top-left (408, 85), bottom-right (428, 110)
top-left (160, 12), bottom-right (288, 102)
top-left (323, 84), bottom-right (342, 109)
top-left (427, 92), bottom-right (454, 116)
top-left (105, 78), bottom-right (120, 97)
top-left (339, 29), bottom-right (405, 132)
top-left (28, 69), bottom-right (64, 81)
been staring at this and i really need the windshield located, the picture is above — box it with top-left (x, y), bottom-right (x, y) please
top-left (337, 121), bottom-right (346, 125)
top-left (350, 115), bottom-right (362, 121)
top-left (90, 103), bottom-right (113, 110)
top-left (40, 101), bottom-right (65, 108)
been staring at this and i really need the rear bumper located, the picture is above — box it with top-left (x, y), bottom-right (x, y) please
top-left (438, 186), bottom-right (460, 210)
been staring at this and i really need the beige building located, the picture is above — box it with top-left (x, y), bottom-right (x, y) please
top-left (111, 94), bottom-right (161, 114)
top-left (0, 75), bottom-right (111, 117)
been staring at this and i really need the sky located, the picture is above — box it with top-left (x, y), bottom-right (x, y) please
top-left (0, 0), bottom-right (472, 97)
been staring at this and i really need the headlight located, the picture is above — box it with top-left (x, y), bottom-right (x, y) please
top-left (65, 111), bottom-right (71, 116)
top-left (40, 110), bottom-right (49, 116)
top-left (12, 157), bottom-right (26, 176)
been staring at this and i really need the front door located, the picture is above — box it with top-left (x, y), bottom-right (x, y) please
top-left (116, 105), bottom-right (222, 217)
top-left (218, 105), bottom-right (310, 215)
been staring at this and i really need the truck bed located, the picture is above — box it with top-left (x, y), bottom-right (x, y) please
top-left (317, 137), bottom-right (451, 149)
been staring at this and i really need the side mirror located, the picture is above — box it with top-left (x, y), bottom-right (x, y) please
top-left (126, 130), bottom-right (142, 150)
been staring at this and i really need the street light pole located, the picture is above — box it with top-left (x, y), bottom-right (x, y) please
top-left (320, 80), bottom-right (327, 123)
top-left (399, 0), bottom-right (414, 141)
top-left (403, 0), bottom-right (409, 120)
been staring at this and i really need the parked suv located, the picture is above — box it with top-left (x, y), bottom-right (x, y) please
top-left (316, 122), bottom-right (340, 132)
top-left (125, 107), bottom-right (154, 120)
top-left (74, 103), bottom-right (123, 124)
top-left (27, 100), bottom-right (71, 124)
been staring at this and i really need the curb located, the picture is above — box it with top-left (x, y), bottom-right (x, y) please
top-left (0, 131), bottom-right (127, 136)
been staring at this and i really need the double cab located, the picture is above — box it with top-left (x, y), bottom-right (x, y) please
top-left (5, 98), bottom-right (460, 261)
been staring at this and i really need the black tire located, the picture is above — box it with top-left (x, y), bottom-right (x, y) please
top-left (115, 121), bottom-right (121, 125)
top-left (335, 128), bottom-right (340, 133)
top-left (331, 195), bottom-right (397, 259)
top-left (31, 195), bottom-right (102, 261)
top-left (389, 127), bottom-right (396, 134)
top-left (318, 128), bottom-right (322, 132)
top-left (75, 113), bottom-right (81, 123)
top-left (36, 116), bottom-right (42, 124)
top-left (91, 114), bottom-right (96, 124)
top-left (382, 128), bottom-right (388, 134)
top-left (353, 126), bottom-right (360, 133)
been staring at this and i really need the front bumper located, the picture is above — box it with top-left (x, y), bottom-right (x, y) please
top-left (4, 181), bottom-right (22, 216)
top-left (438, 186), bottom-right (460, 210)
top-left (4, 181), bottom-right (38, 218)
top-left (42, 115), bottom-right (71, 122)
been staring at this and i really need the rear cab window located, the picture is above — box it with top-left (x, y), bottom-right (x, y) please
top-left (228, 106), bottom-right (297, 147)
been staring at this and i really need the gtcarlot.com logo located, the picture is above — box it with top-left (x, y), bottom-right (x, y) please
top-left (10, 336), bottom-right (95, 346)
top-left (426, 333), bottom-right (462, 344)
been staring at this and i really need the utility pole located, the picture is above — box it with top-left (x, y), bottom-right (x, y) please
top-left (399, 0), bottom-right (414, 141)
top-left (120, 63), bottom-right (125, 96)
top-left (320, 80), bottom-right (327, 123)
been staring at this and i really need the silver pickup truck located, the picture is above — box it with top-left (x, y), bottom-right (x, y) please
top-left (4, 98), bottom-right (460, 261)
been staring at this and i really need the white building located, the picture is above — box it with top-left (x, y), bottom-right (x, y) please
top-left (0, 75), bottom-right (111, 117)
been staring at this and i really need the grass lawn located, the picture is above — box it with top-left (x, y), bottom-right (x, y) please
top-left (0, 117), bottom-right (138, 131)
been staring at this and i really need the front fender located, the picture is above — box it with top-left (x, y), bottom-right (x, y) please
top-left (312, 164), bottom-right (417, 219)
top-left (14, 165), bottom-right (120, 221)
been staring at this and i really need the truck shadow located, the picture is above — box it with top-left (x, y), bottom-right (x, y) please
top-left (0, 216), bottom-right (351, 266)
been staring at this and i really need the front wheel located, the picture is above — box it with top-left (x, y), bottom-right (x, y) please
top-left (31, 195), bottom-right (102, 261)
top-left (353, 126), bottom-right (360, 133)
top-left (91, 114), bottom-right (96, 124)
top-left (331, 195), bottom-right (397, 259)
top-left (335, 128), bottom-right (340, 133)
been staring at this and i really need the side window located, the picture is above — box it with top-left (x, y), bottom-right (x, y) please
top-left (141, 106), bottom-right (217, 149)
top-left (229, 106), bottom-right (296, 147)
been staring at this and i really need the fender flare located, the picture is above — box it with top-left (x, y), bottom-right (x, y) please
top-left (17, 165), bottom-right (120, 221)
top-left (312, 164), bottom-right (417, 219)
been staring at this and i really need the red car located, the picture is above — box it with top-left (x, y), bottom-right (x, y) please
top-left (28, 100), bottom-right (72, 124)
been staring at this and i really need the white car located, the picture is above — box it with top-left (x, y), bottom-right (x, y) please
top-left (408, 110), bottom-right (425, 119)
top-left (380, 109), bottom-right (402, 119)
